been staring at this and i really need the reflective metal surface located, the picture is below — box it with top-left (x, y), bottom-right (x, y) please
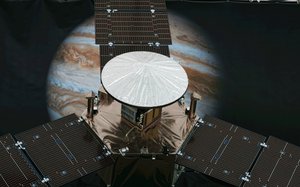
top-left (85, 100), bottom-right (196, 154)
top-left (101, 51), bottom-right (189, 108)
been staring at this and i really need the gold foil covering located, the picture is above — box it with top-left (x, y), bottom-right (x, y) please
top-left (85, 100), bottom-right (196, 154)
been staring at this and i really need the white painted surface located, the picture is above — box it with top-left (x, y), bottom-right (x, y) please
top-left (101, 51), bottom-right (188, 108)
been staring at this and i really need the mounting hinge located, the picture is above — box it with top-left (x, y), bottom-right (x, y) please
top-left (41, 177), bottom-right (50, 183)
top-left (177, 150), bottom-right (184, 157)
top-left (108, 42), bottom-right (114, 47)
top-left (119, 147), bottom-right (129, 156)
top-left (77, 117), bottom-right (84, 123)
top-left (260, 142), bottom-right (268, 148)
top-left (15, 141), bottom-right (26, 150)
top-left (241, 171), bottom-right (251, 182)
top-left (102, 145), bottom-right (112, 156)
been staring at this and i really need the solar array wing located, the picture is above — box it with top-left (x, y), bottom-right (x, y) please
top-left (0, 134), bottom-right (44, 187)
top-left (175, 115), bottom-right (266, 187)
top-left (95, 0), bottom-right (167, 11)
top-left (94, 0), bottom-right (171, 45)
top-left (243, 136), bottom-right (300, 187)
top-left (99, 45), bottom-right (170, 69)
top-left (15, 114), bottom-right (114, 187)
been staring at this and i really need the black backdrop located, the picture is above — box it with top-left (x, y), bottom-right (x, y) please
top-left (1, 1), bottom-right (300, 186)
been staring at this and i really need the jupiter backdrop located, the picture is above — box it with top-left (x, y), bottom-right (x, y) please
top-left (47, 11), bottom-right (222, 120)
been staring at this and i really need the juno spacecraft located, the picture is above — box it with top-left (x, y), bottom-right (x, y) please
top-left (1, 0), bottom-right (300, 187)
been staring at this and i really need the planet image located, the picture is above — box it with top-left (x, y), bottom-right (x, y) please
top-left (47, 11), bottom-right (221, 120)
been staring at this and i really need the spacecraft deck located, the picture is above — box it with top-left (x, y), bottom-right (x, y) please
top-left (86, 100), bottom-right (194, 154)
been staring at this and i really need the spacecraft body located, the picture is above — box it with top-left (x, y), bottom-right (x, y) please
top-left (89, 0), bottom-right (200, 154)
top-left (101, 51), bottom-right (188, 127)
top-left (85, 51), bottom-right (197, 154)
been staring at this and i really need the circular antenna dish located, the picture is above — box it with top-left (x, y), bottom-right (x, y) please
top-left (101, 51), bottom-right (188, 108)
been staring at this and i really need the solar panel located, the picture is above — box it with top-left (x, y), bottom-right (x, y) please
top-left (100, 45), bottom-right (170, 69)
top-left (94, 0), bottom-right (171, 45)
top-left (15, 114), bottom-right (114, 187)
top-left (0, 134), bottom-right (44, 187)
top-left (175, 116), bottom-right (266, 187)
top-left (243, 136), bottom-right (300, 187)
top-left (94, 0), bottom-right (167, 12)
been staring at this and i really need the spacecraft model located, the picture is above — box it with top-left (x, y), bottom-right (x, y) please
top-left (1, 0), bottom-right (300, 187)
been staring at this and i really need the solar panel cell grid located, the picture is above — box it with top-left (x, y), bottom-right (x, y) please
top-left (0, 134), bottom-right (43, 187)
top-left (94, 0), bottom-right (171, 45)
top-left (176, 116), bottom-right (266, 187)
top-left (243, 136), bottom-right (300, 187)
top-left (15, 114), bottom-right (114, 187)
top-left (94, 0), bottom-right (167, 11)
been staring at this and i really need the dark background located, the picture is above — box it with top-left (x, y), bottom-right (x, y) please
top-left (168, 2), bottom-right (300, 145)
top-left (0, 0), bottom-right (300, 186)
